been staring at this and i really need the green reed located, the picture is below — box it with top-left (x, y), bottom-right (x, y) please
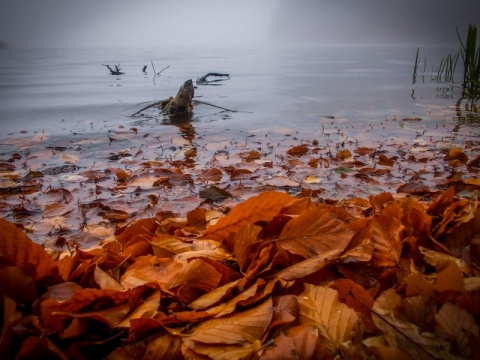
top-left (413, 48), bottom-right (420, 84)
top-left (457, 24), bottom-right (480, 99)
top-left (435, 51), bottom-right (460, 83)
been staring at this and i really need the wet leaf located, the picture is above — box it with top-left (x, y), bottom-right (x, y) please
top-left (199, 186), bottom-right (232, 201)
top-left (287, 145), bottom-right (309, 157)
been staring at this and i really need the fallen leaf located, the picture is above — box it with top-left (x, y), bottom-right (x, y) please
top-left (189, 298), bottom-right (273, 345)
top-left (203, 191), bottom-right (294, 247)
top-left (0, 219), bottom-right (60, 282)
top-left (277, 207), bottom-right (353, 259)
top-left (297, 284), bottom-right (359, 351)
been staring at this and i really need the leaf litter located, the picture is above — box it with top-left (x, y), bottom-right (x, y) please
top-left (0, 110), bottom-right (480, 359)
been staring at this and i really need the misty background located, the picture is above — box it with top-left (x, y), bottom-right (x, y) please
top-left (0, 0), bottom-right (479, 49)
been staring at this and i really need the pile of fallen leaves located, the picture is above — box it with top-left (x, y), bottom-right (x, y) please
top-left (1, 185), bottom-right (479, 359)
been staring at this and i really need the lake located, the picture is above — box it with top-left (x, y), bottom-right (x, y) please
top-left (0, 45), bottom-right (473, 137)
top-left (1, 45), bottom-right (479, 246)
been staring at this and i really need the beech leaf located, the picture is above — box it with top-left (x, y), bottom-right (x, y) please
top-left (0, 219), bottom-right (59, 282)
top-left (190, 298), bottom-right (273, 345)
top-left (203, 191), bottom-right (294, 245)
top-left (277, 207), bottom-right (353, 259)
top-left (297, 284), bottom-right (359, 350)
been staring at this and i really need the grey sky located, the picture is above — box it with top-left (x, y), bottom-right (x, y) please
top-left (0, 1), bottom-right (479, 49)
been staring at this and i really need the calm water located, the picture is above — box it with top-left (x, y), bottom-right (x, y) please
top-left (0, 45), bottom-right (470, 139)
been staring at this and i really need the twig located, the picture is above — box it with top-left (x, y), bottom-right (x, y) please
top-left (157, 65), bottom-right (170, 75)
top-left (150, 61), bottom-right (156, 75)
top-left (192, 99), bottom-right (241, 113)
top-left (131, 100), bottom-right (165, 116)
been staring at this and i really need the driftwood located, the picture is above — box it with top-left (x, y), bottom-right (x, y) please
top-left (103, 64), bottom-right (124, 75)
top-left (132, 79), bottom-right (240, 117)
top-left (196, 72), bottom-right (230, 85)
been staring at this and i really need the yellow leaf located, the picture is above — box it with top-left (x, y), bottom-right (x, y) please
top-left (297, 284), bottom-right (359, 350)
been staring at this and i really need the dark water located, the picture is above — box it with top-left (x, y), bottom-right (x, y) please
top-left (0, 45), bottom-right (470, 139)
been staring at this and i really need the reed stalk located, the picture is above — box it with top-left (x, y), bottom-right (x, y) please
top-left (457, 24), bottom-right (480, 99)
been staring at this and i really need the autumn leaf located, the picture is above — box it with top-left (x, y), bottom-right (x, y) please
top-left (142, 334), bottom-right (183, 360)
top-left (198, 168), bottom-right (223, 183)
top-left (287, 145), bottom-right (309, 157)
top-left (372, 288), bottom-right (457, 360)
top-left (435, 302), bottom-right (479, 358)
top-left (189, 298), bottom-right (273, 345)
top-left (368, 214), bottom-right (404, 268)
top-left (202, 191), bottom-right (294, 246)
top-left (0, 219), bottom-right (60, 282)
top-left (335, 149), bottom-right (352, 160)
top-left (444, 147), bottom-right (468, 165)
top-left (297, 284), bottom-right (359, 351)
top-left (233, 224), bottom-right (263, 272)
top-left (277, 207), bottom-right (353, 259)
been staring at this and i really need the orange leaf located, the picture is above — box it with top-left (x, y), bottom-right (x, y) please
top-left (233, 224), bottom-right (262, 272)
top-left (287, 145), bottom-right (309, 157)
top-left (329, 279), bottom-right (376, 332)
top-left (190, 298), bottom-right (273, 345)
top-left (277, 207), bottom-right (353, 259)
top-left (168, 258), bottom-right (222, 293)
top-left (0, 219), bottom-right (59, 282)
top-left (369, 215), bottom-right (404, 267)
top-left (297, 284), bottom-right (359, 350)
top-left (336, 149), bottom-right (352, 160)
top-left (202, 191), bottom-right (294, 247)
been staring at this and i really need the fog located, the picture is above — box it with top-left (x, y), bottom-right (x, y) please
top-left (0, 0), bottom-right (479, 49)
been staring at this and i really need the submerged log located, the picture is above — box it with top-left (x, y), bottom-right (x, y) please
top-left (163, 79), bottom-right (195, 114)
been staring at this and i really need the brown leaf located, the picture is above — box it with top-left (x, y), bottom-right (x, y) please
top-left (230, 168), bottom-right (253, 180)
top-left (368, 215), bottom-right (404, 268)
top-left (203, 191), bottom-right (294, 247)
top-left (444, 147), bottom-right (468, 165)
top-left (233, 224), bottom-right (262, 272)
top-left (372, 288), bottom-right (455, 359)
top-left (168, 258), bottom-right (222, 299)
top-left (120, 255), bottom-right (183, 289)
top-left (277, 207), bottom-right (353, 259)
top-left (198, 168), bottom-right (223, 182)
top-left (0, 219), bottom-right (59, 282)
top-left (142, 333), bottom-right (183, 360)
top-left (287, 145), bottom-right (309, 157)
top-left (377, 154), bottom-right (395, 166)
top-left (336, 149), bottom-right (352, 160)
top-left (329, 279), bottom-right (376, 333)
top-left (297, 284), bottom-right (359, 351)
top-left (189, 298), bottom-right (273, 345)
